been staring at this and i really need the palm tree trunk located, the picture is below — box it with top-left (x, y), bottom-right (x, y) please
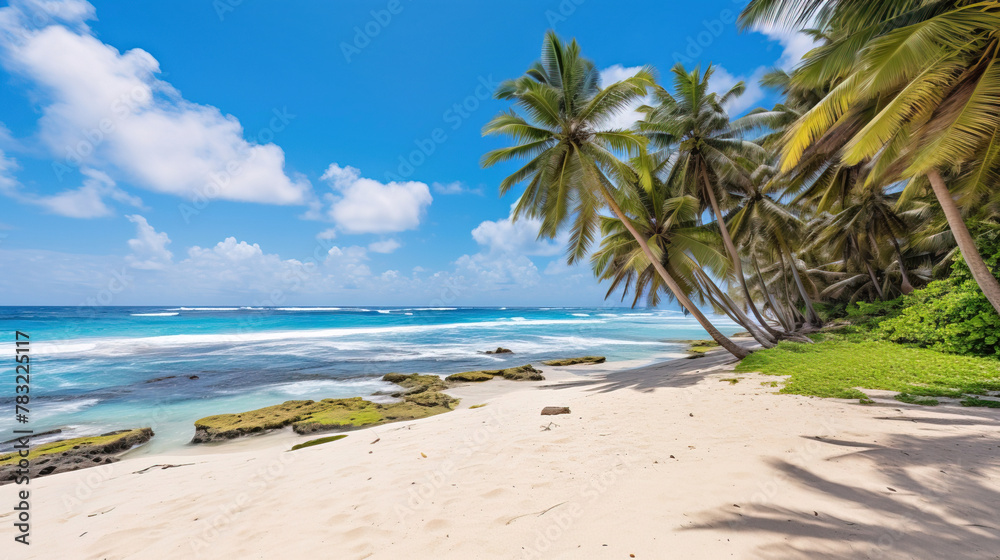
top-left (694, 269), bottom-right (776, 348)
top-left (926, 170), bottom-right (1000, 314)
top-left (888, 235), bottom-right (913, 295)
top-left (865, 260), bottom-right (886, 300)
top-left (698, 164), bottom-right (778, 342)
top-left (776, 233), bottom-right (822, 326)
top-left (591, 177), bottom-right (751, 359)
top-left (753, 255), bottom-right (794, 332)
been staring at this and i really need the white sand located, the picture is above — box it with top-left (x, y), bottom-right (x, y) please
top-left (9, 357), bottom-right (1000, 559)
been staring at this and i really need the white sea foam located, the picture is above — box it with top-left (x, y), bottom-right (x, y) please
top-left (173, 307), bottom-right (240, 311)
top-left (131, 312), bottom-right (179, 317)
top-left (571, 313), bottom-right (590, 317)
top-left (376, 310), bottom-right (391, 314)
top-left (27, 318), bottom-right (607, 356)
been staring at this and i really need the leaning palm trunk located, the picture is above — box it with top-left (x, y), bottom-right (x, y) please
top-left (699, 165), bottom-right (778, 342)
top-left (864, 261), bottom-right (886, 301)
top-left (587, 167), bottom-right (750, 359)
top-left (777, 234), bottom-right (822, 327)
top-left (693, 268), bottom-right (776, 348)
top-left (888, 235), bottom-right (914, 295)
top-left (927, 170), bottom-right (1000, 315)
top-left (754, 256), bottom-right (795, 332)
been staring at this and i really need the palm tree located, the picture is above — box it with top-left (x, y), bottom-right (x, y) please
top-left (481, 31), bottom-right (751, 358)
top-left (638, 65), bottom-right (791, 333)
top-left (591, 155), bottom-right (777, 348)
top-left (739, 0), bottom-right (1000, 314)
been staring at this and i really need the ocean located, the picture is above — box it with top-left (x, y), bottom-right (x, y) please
top-left (0, 306), bottom-right (738, 453)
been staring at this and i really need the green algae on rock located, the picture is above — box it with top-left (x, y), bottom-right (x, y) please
top-left (445, 364), bottom-right (545, 382)
top-left (0, 428), bottom-right (154, 484)
top-left (542, 356), bottom-right (606, 366)
top-left (192, 392), bottom-right (459, 443)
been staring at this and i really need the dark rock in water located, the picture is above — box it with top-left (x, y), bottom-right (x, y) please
top-left (485, 347), bottom-right (514, 354)
top-left (541, 407), bottom-right (571, 416)
top-left (145, 375), bottom-right (177, 383)
top-left (189, 375), bottom-right (200, 380)
top-left (0, 428), bottom-right (154, 484)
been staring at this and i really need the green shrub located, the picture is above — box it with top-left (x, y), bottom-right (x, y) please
top-left (878, 229), bottom-right (1000, 358)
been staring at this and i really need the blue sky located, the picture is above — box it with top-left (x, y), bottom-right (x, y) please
top-left (0, 0), bottom-right (812, 306)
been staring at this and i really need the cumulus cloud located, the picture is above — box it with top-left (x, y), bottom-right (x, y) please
top-left (321, 163), bottom-right (432, 234)
top-left (754, 24), bottom-right (820, 71)
top-left (368, 239), bottom-right (401, 254)
top-left (598, 65), bottom-right (648, 130)
top-left (316, 228), bottom-right (337, 240)
top-left (709, 66), bottom-right (768, 116)
top-left (125, 214), bottom-right (172, 269)
top-left (470, 205), bottom-right (564, 257)
top-left (0, 0), bottom-right (310, 205)
top-left (0, 162), bottom-right (143, 218)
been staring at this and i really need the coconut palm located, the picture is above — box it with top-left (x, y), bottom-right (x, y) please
top-left (637, 65), bottom-right (788, 335)
top-left (481, 31), bottom-right (751, 358)
top-left (739, 0), bottom-right (1000, 314)
top-left (591, 155), bottom-right (777, 348)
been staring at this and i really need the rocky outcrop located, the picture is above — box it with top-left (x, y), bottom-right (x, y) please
top-left (542, 356), bottom-right (606, 366)
top-left (484, 347), bottom-right (514, 354)
top-left (192, 380), bottom-right (459, 443)
top-left (0, 428), bottom-right (154, 484)
top-left (445, 364), bottom-right (545, 382)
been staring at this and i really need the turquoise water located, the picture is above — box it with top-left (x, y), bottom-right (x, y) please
top-left (0, 306), bottom-right (738, 452)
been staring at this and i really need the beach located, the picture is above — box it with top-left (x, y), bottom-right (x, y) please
top-left (11, 351), bottom-right (999, 559)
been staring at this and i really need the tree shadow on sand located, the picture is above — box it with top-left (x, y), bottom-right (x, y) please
top-left (683, 410), bottom-right (1000, 559)
top-left (543, 344), bottom-right (751, 394)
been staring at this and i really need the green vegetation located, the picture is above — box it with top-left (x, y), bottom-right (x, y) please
top-left (894, 394), bottom-right (939, 407)
top-left (381, 373), bottom-right (448, 394)
top-left (961, 397), bottom-right (1000, 409)
top-left (0, 428), bottom-right (153, 466)
top-left (469, 403), bottom-right (488, 409)
top-left (445, 364), bottom-right (544, 382)
top-left (735, 339), bottom-right (1000, 400)
top-left (879, 232), bottom-right (1000, 358)
top-left (290, 434), bottom-right (347, 451)
top-left (720, 378), bottom-right (741, 385)
top-left (542, 356), bottom-right (606, 366)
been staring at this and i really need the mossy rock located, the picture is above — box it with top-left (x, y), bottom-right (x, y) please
top-left (445, 370), bottom-right (496, 382)
top-left (381, 373), bottom-right (447, 395)
top-left (542, 356), bottom-right (606, 366)
top-left (194, 392), bottom-right (459, 442)
top-left (446, 364), bottom-right (545, 382)
top-left (0, 428), bottom-right (153, 484)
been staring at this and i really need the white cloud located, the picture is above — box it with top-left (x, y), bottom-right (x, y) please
top-left (431, 181), bottom-right (481, 195)
top-left (598, 65), bottom-right (648, 130)
top-left (0, 0), bottom-right (310, 205)
top-left (316, 228), bottom-right (337, 240)
top-left (754, 24), bottom-right (820, 71)
top-left (709, 66), bottom-right (768, 116)
top-left (0, 163), bottom-right (143, 218)
top-left (321, 163), bottom-right (432, 234)
top-left (125, 214), bottom-right (172, 270)
top-left (368, 239), bottom-right (401, 254)
top-left (470, 205), bottom-right (564, 257)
